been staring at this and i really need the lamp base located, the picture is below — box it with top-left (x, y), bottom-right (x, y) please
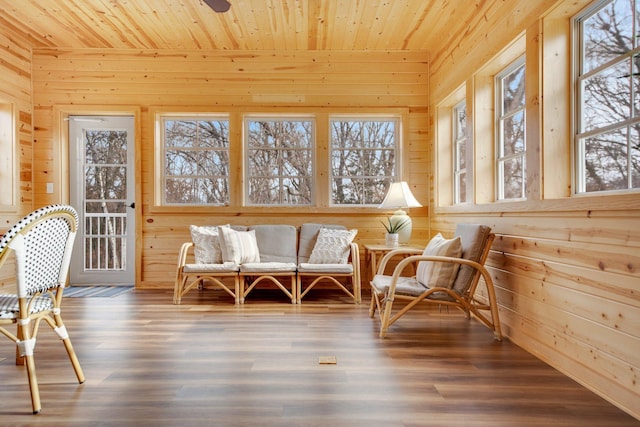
top-left (389, 209), bottom-right (412, 244)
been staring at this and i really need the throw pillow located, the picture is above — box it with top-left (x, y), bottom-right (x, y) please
top-left (308, 228), bottom-right (357, 264)
top-left (415, 233), bottom-right (463, 289)
top-left (217, 226), bottom-right (261, 264)
top-left (189, 224), bottom-right (229, 264)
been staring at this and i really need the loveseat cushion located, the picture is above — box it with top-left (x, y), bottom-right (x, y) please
top-left (249, 225), bottom-right (298, 263)
top-left (308, 228), bottom-right (357, 264)
top-left (183, 263), bottom-right (240, 273)
top-left (218, 227), bottom-right (261, 264)
top-left (298, 263), bottom-right (353, 274)
top-left (240, 262), bottom-right (297, 273)
top-left (189, 224), bottom-right (229, 264)
top-left (297, 223), bottom-right (346, 263)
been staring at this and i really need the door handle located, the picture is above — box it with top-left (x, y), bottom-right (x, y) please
top-left (128, 202), bottom-right (135, 209)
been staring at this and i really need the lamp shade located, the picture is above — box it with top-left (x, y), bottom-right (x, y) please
top-left (379, 182), bottom-right (422, 245)
top-left (379, 182), bottom-right (422, 209)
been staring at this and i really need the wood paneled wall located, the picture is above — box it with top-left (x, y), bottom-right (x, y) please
top-left (428, 0), bottom-right (640, 420)
top-left (3, 0), bottom-right (638, 420)
top-left (0, 25), bottom-right (34, 286)
top-left (29, 49), bottom-right (430, 285)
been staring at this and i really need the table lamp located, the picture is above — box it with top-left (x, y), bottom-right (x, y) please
top-left (378, 181), bottom-right (422, 244)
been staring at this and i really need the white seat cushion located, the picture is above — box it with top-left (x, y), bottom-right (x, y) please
top-left (298, 263), bottom-right (353, 274)
top-left (240, 262), bottom-right (297, 273)
top-left (370, 274), bottom-right (427, 297)
top-left (183, 263), bottom-right (239, 273)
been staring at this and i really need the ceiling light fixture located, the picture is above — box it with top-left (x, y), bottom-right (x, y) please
top-left (204, 0), bottom-right (231, 13)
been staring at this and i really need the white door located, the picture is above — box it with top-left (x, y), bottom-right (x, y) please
top-left (69, 116), bottom-right (135, 285)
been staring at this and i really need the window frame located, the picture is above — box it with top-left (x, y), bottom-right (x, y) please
top-left (0, 101), bottom-right (16, 211)
top-left (243, 114), bottom-right (316, 207)
top-left (158, 113), bottom-right (231, 207)
top-left (328, 114), bottom-right (401, 207)
top-left (151, 107), bottom-right (408, 214)
top-left (573, 0), bottom-right (640, 194)
top-left (453, 100), bottom-right (468, 205)
top-left (495, 55), bottom-right (527, 201)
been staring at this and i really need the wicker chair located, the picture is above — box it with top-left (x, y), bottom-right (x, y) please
top-left (0, 205), bottom-right (85, 414)
top-left (369, 223), bottom-right (502, 340)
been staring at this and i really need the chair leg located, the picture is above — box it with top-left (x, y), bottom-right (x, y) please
top-left (295, 275), bottom-right (301, 304)
top-left (24, 352), bottom-right (41, 414)
top-left (369, 292), bottom-right (377, 318)
top-left (17, 327), bottom-right (41, 414)
top-left (15, 323), bottom-right (25, 365)
top-left (61, 337), bottom-right (85, 383)
top-left (234, 275), bottom-right (240, 304)
top-left (52, 314), bottom-right (85, 384)
top-left (379, 298), bottom-right (394, 338)
top-left (173, 269), bottom-right (184, 304)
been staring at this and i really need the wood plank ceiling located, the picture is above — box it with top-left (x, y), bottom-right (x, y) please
top-left (0, 0), bottom-right (479, 52)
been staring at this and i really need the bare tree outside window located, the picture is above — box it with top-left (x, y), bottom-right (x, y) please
top-left (453, 101), bottom-right (468, 204)
top-left (576, 0), bottom-right (640, 192)
top-left (163, 117), bottom-right (229, 205)
top-left (84, 129), bottom-right (127, 270)
top-left (330, 118), bottom-right (398, 205)
top-left (246, 118), bottom-right (313, 205)
top-left (496, 59), bottom-right (526, 200)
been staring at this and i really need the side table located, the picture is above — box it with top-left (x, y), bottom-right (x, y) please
top-left (362, 243), bottom-right (424, 285)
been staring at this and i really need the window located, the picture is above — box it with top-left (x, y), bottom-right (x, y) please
top-left (330, 116), bottom-right (399, 205)
top-left (453, 101), bottom-right (468, 204)
top-left (161, 115), bottom-right (230, 205)
top-left (496, 57), bottom-right (526, 200)
top-left (575, 0), bottom-right (640, 193)
top-left (0, 102), bottom-right (15, 209)
top-left (245, 116), bottom-right (314, 205)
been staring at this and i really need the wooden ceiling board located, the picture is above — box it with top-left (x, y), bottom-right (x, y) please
top-left (0, 0), bottom-right (503, 53)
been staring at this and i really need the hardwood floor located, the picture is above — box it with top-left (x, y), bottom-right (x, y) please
top-left (0, 288), bottom-right (637, 426)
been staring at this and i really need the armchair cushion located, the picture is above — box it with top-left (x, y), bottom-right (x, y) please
top-left (370, 274), bottom-right (426, 297)
top-left (218, 227), bottom-right (261, 264)
top-left (189, 224), bottom-right (229, 264)
top-left (415, 233), bottom-right (462, 289)
top-left (308, 228), bottom-right (357, 264)
top-left (451, 224), bottom-right (492, 294)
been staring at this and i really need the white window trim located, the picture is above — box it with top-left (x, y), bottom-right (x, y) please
top-left (243, 114), bottom-right (316, 206)
top-left (495, 56), bottom-right (527, 201)
top-left (328, 114), bottom-right (401, 207)
top-left (453, 100), bottom-right (467, 205)
top-left (0, 102), bottom-right (16, 211)
top-left (158, 113), bottom-right (231, 206)
top-left (573, 0), bottom-right (640, 195)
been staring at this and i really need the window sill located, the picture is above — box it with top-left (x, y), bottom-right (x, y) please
top-left (434, 192), bottom-right (640, 215)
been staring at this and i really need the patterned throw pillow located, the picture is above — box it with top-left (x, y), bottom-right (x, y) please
top-left (415, 233), bottom-right (463, 289)
top-left (308, 228), bottom-right (357, 264)
top-left (217, 226), bottom-right (261, 264)
top-left (189, 224), bottom-right (228, 264)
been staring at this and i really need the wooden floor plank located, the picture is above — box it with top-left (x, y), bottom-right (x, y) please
top-left (0, 288), bottom-right (637, 426)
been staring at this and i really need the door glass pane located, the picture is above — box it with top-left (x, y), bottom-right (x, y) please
top-left (84, 129), bottom-right (128, 272)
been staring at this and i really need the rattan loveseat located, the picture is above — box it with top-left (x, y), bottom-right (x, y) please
top-left (174, 223), bottom-right (360, 305)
